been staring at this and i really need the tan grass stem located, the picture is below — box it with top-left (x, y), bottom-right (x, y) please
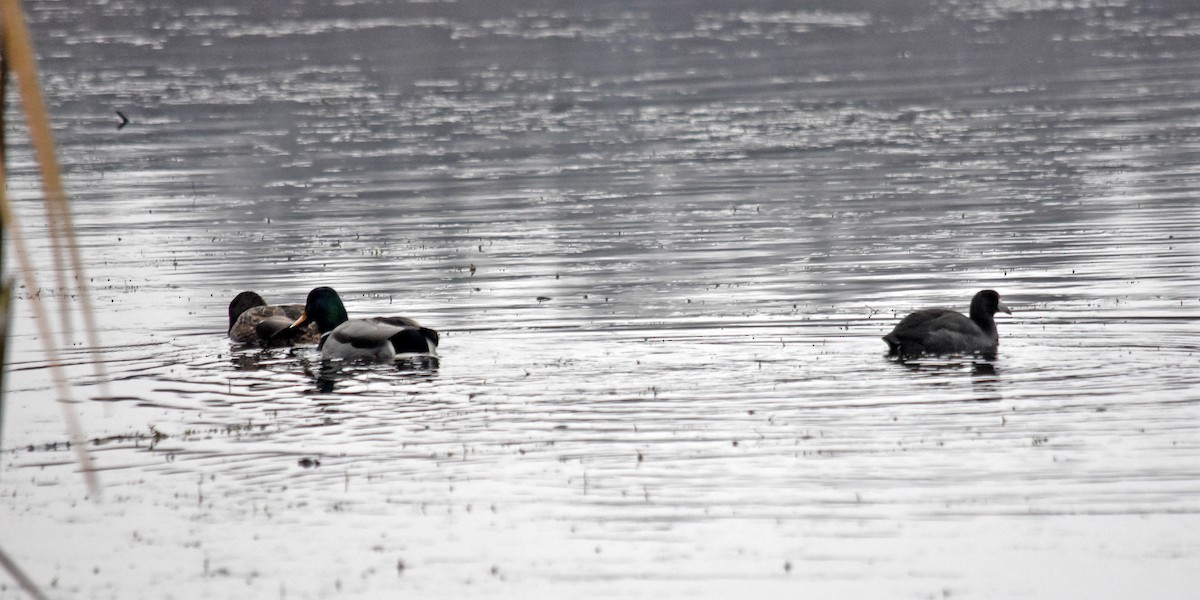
top-left (0, 0), bottom-right (111, 396)
top-left (0, 183), bottom-right (100, 495)
top-left (0, 545), bottom-right (52, 600)
top-left (0, 0), bottom-right (101, 495)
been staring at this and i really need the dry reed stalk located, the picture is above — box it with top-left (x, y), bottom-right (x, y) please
top-left (0, 546), bottom-right (51, 600)
top-left (0, 0), bottom-right (69, 342)
top-left (0, 0), bottom-right (111, 394)
top-left (0, 5), bottom-right (5, 446)
top-left (0, 2), bottom-right (108, 595)
top-left (0, 0), bottom-right (101, 492)
top-left (0, 183), bottom-right (99, 493)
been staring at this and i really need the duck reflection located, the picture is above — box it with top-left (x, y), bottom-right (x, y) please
top-left (229, 345), bottom-right (314, 372)
top-left (229, 345), bottom-right (439, 393)
top-left (308, 355), bottom-right (440, 393)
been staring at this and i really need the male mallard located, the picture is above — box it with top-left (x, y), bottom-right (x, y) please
top-left (286, 287), bottom-right (439, 361)
top-left (227, 291), bottom-right (321, 346)
top-left (883, 289), bottom-right (1011, 357)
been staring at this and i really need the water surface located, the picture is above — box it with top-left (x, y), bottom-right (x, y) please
top-left (3, 0), bottom-right (1200, 598)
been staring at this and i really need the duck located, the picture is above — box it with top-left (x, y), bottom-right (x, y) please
top-left (227, 291), bottom-right (321, 346)
top-left (883, 289), bottom-right (1011, 357)
top-left (286, 286), bottom-right (439, 361)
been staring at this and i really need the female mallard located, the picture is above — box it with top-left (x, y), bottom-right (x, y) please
top-left (287, 287), bottom-right (439, 361)
top-left (883, 289), bottom-right (1011, 357)
top-left (228, 291), bottom-right (321, 346)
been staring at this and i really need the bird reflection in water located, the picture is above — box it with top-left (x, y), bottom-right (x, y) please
top-left (309, 355), bottom-right (440, 394)
top-left (228, 346), bottom-right (438, 393)
top-left (969, 362), bottom-right (1001, 402)
top-left (228, 345), bottom-right (314, 372)
top-left (889, 355), bottom-right (1003, 403)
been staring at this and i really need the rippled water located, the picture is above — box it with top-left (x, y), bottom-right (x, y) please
top-left (3, 0), bottom-right (1200, 598)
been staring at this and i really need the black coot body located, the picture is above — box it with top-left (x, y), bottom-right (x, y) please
top-left (883, 290), bottom-right (1011, 357)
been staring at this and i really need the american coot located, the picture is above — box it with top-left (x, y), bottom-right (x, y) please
top-left (883, 290), bottom-right (1011, 357)
top-left (286, 287), bottom-right (439, 361)
top-left (228, 291), bottom-right (321, 346)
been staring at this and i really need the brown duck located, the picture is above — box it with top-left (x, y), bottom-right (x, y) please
top-left (227, 291), bottom-right (321, 346)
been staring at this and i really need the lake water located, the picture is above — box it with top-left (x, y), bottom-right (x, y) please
top-left (3, 0), bottom-right (1200, 598)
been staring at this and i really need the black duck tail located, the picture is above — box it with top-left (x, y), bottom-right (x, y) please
top-left (389, 327), bottom-right (439, 354)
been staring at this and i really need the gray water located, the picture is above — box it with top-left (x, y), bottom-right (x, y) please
top-left (3, 0), bottom-right (1200, 598)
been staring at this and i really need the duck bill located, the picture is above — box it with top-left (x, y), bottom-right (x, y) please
top-left (289, 312), bottom-right (310, 329)
top-left (997, 301), bottom-right (1012, 315)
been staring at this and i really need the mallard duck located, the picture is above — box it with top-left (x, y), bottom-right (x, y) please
top-left (227, 291), bottom-right (321, 346)
top-left (286, 287), bottom-right (439, 361)
top-left (883, 289), bottom-right (1011, 357)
